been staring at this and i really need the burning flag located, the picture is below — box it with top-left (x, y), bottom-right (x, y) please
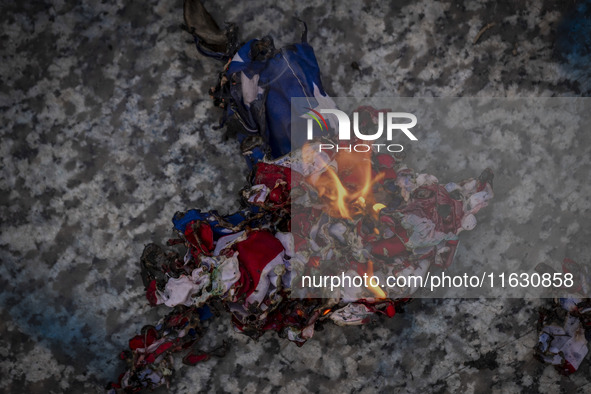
top-left (106, 2), bottom-right (495, 392)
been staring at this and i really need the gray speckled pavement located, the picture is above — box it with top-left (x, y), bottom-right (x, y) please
top-left (1, 0), bottom-right (590, 393)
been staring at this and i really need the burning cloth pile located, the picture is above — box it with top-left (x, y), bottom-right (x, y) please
top-left (107, 1), bottom-right (496, 391)
top-left (108, 143), bottom-right (494, 392)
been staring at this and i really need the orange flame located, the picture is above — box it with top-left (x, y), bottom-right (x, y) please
top-left (302, 143), bottom-right (388, 299)
top-left (367, 260), bottom-right (386, 299)
top-left (304, 144), bottom-right (384, 219)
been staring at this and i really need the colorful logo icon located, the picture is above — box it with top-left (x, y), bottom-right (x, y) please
top-left (305, 107), bottom-right (328, 131)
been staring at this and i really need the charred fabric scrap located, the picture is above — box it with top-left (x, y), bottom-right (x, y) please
top-left (105, 1), bottom-right (581, 391)
top-left (535, 259), bottom-right (591, 375)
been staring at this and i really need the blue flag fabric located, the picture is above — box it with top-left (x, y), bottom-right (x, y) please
top-left (199, 28), bottom-right (334, 166)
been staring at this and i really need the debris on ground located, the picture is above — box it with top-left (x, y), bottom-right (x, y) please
top-left (106, 1), bottom-right (496, 391)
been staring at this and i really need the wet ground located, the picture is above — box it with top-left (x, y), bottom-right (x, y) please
top-left (1, 0), bottom-right (590, 392)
